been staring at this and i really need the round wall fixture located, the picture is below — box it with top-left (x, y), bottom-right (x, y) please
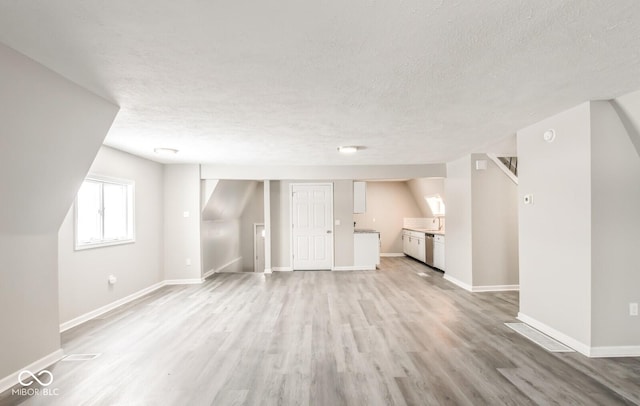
top-left (154, 147), bottom-right (179, 154)
top-left (338, 146), bottom-right (359, 154)
top-left (543, 129), bottom-right (556, 143)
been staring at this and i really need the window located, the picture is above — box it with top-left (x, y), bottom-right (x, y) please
top-left (75, 175), bottom-right (135, 250)
top-left (424, 194), bottom-right (445, 217)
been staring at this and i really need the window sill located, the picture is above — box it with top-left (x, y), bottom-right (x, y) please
top-left (75, 239), bottom-right (135, 251)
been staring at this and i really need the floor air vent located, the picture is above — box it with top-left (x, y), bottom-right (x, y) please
top-left (62, 353), bottom-right (102, 362)
top-left (505, 323), bottom-right (574, 353)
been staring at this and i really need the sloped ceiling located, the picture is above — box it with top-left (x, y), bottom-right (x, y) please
top-left (1, 1), bottom-right (640, 165)
top-left (0, 43), bottom-right (118, 234)
top-left (202, 180), bottom-right (258, 221)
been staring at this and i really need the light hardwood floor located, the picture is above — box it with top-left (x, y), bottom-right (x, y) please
top-left (2, 257), bottom-right (639, 405)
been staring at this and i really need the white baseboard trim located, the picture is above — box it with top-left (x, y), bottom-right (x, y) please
top-left (517, 312), bottom-right (590, 356)
top-left (203, 257), bottom-right (243, 278)
top-left (61, 277), bottom-right (205, 333)
top-left (0, 349), bottom-right (65, 394)
top-left (589, 346), bottom-right (640, 358)
top-left (164, 278), bottom-right (204, 285)
top-left (272, 267), bottom-right (293, 272)
top-left (202, 268), bottom-right (216, 279)
top-left (443, 274), bottom-right (473, 291)
top-left (380, 253), bottom-right (404, 257)
top-left (263, 268), bottom-right (273, 274)
top-left (60, 281), bottom-right (166, 333)
top-left (471, 284), bottom-right (520, 292)
top-left (333, 265), bottom-right (376, 271)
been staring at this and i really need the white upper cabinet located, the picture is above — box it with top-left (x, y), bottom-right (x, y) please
top-left (353, 181), bottom-right (366, 213)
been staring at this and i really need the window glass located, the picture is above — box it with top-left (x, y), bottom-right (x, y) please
top-left (76, 180), bottom-right (101, 244)
top-left (425, 195), bottom-right (445, 217)
top-left (75, 175), bottom-right (134, 250)
top-left (103, 182), bottom-right (128, 240)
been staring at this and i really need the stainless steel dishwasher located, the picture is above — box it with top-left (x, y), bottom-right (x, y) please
top-left (425, 234), bottom-right (434, 266)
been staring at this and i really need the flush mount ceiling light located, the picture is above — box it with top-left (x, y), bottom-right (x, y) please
top-left (153, 147), bottom-right (179, 155)
top-left (338, 146), bottom-right (359, 154)
top-left (543, 129), bottom-right (556, 143)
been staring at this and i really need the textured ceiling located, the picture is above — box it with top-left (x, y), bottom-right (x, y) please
top-left (1, 1), bottom-right (640, 165)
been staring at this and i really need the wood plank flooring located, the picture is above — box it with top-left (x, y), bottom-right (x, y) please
top-left (1, 257), bottom-right (639, 405)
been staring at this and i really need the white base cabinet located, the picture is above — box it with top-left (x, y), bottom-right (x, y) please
top-left (433, 235), bottom-right (445, 270)
top-left (354, 232), bottom-right (380, 269)
top-left (402, 230), bottom-right (425, 262)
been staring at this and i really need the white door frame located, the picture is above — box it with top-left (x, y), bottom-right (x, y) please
top-left (253, 223), bottom-right (265, 273)
top-left (289, 182), bottom-right (334, 271)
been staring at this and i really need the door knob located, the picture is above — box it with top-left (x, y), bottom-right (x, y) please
top-left (326, 230), bottom-right (332, 234)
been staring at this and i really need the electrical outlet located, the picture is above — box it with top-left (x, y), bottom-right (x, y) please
top-left (630, 303), bottom-right (638, 316)
top-left (186, 258), bottom-right (191, 266)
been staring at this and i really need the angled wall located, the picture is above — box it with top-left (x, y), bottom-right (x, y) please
top-left (444, 154), bottom-right (519, 291)
top-left (518, 99), bottom-right (640, 356)
top-left (590, 100), bottom-right (640, 351)
top-left (58, 147), bottom-right (164, 326)
top-left (0, 43), bottom-right (118, 382)
top-left (406, 178), bottom-right (445, 218)
top-left (470, 153), bottom-right (519, 288)
top-left (517, 103), bottom-right (593, 351)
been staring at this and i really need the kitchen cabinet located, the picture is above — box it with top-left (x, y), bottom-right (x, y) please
top-left (353, 181), bottom-right (366, 213)
top-left (433, 235), bottom-right (445, 270)
top-left (403, 230), bottom-right (425, 262)
top-left (402, 230), bottom-right (411, 257)
top-left (403, 228), bottom-right (444, 270)
top-left (354, 231), bottom-right (380, 270)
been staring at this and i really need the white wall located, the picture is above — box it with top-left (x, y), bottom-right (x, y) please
top-left (164, 165), bottom-right (202, 280)
top-left (406, 178), bottom-right (446, 218)
top-left (270, 180), bottom-right (288, 268)
top-left (270, 180), bottom-right (354, 269)
top-left (353, 181), bottom-right (422, 253)
top-left (201, 180), bottom-right (258, 274)
top-left (0, 43), bottom-right (118, 380)
top-left (517, 103), bottom-right (593, 348)
top-left (240, 182), bottom-right (264, 272)
top-left (471, 153), bottom-right (519, 287)
top-left (201, 219), bottom-right (242, 274)
top-left (444, 156), bottom-right (473, 287)
top-left (590, 100), bottom-right (640, 348)
top-left (333, 180), bottom-right (355, 267)
top-left (58, 147), bottom-right (164, 324)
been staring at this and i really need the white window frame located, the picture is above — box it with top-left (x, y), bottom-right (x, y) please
top-left (425, 194), bottom-right (446, 217)
top-left (74, 174), bottom-right (135, 250)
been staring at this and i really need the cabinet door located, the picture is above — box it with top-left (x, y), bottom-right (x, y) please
top-left (403, 233), bottom-right (411, 256)
top-left (434, 242), bottom-right (445, 270)
top-left (416, 238), bottom-right (426, 262)
top-left (353, 181), bottom-right (366, 213)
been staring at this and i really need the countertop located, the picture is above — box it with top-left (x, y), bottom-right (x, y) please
top-left (354, 229), bottom-right (380, 234)
top-left (403, 227), bottom-right (445, 236)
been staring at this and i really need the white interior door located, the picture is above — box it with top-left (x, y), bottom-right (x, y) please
top-left (254, 223), bottom-right (265, 272)
top-left (291, 183), bottom-right (333, 270)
